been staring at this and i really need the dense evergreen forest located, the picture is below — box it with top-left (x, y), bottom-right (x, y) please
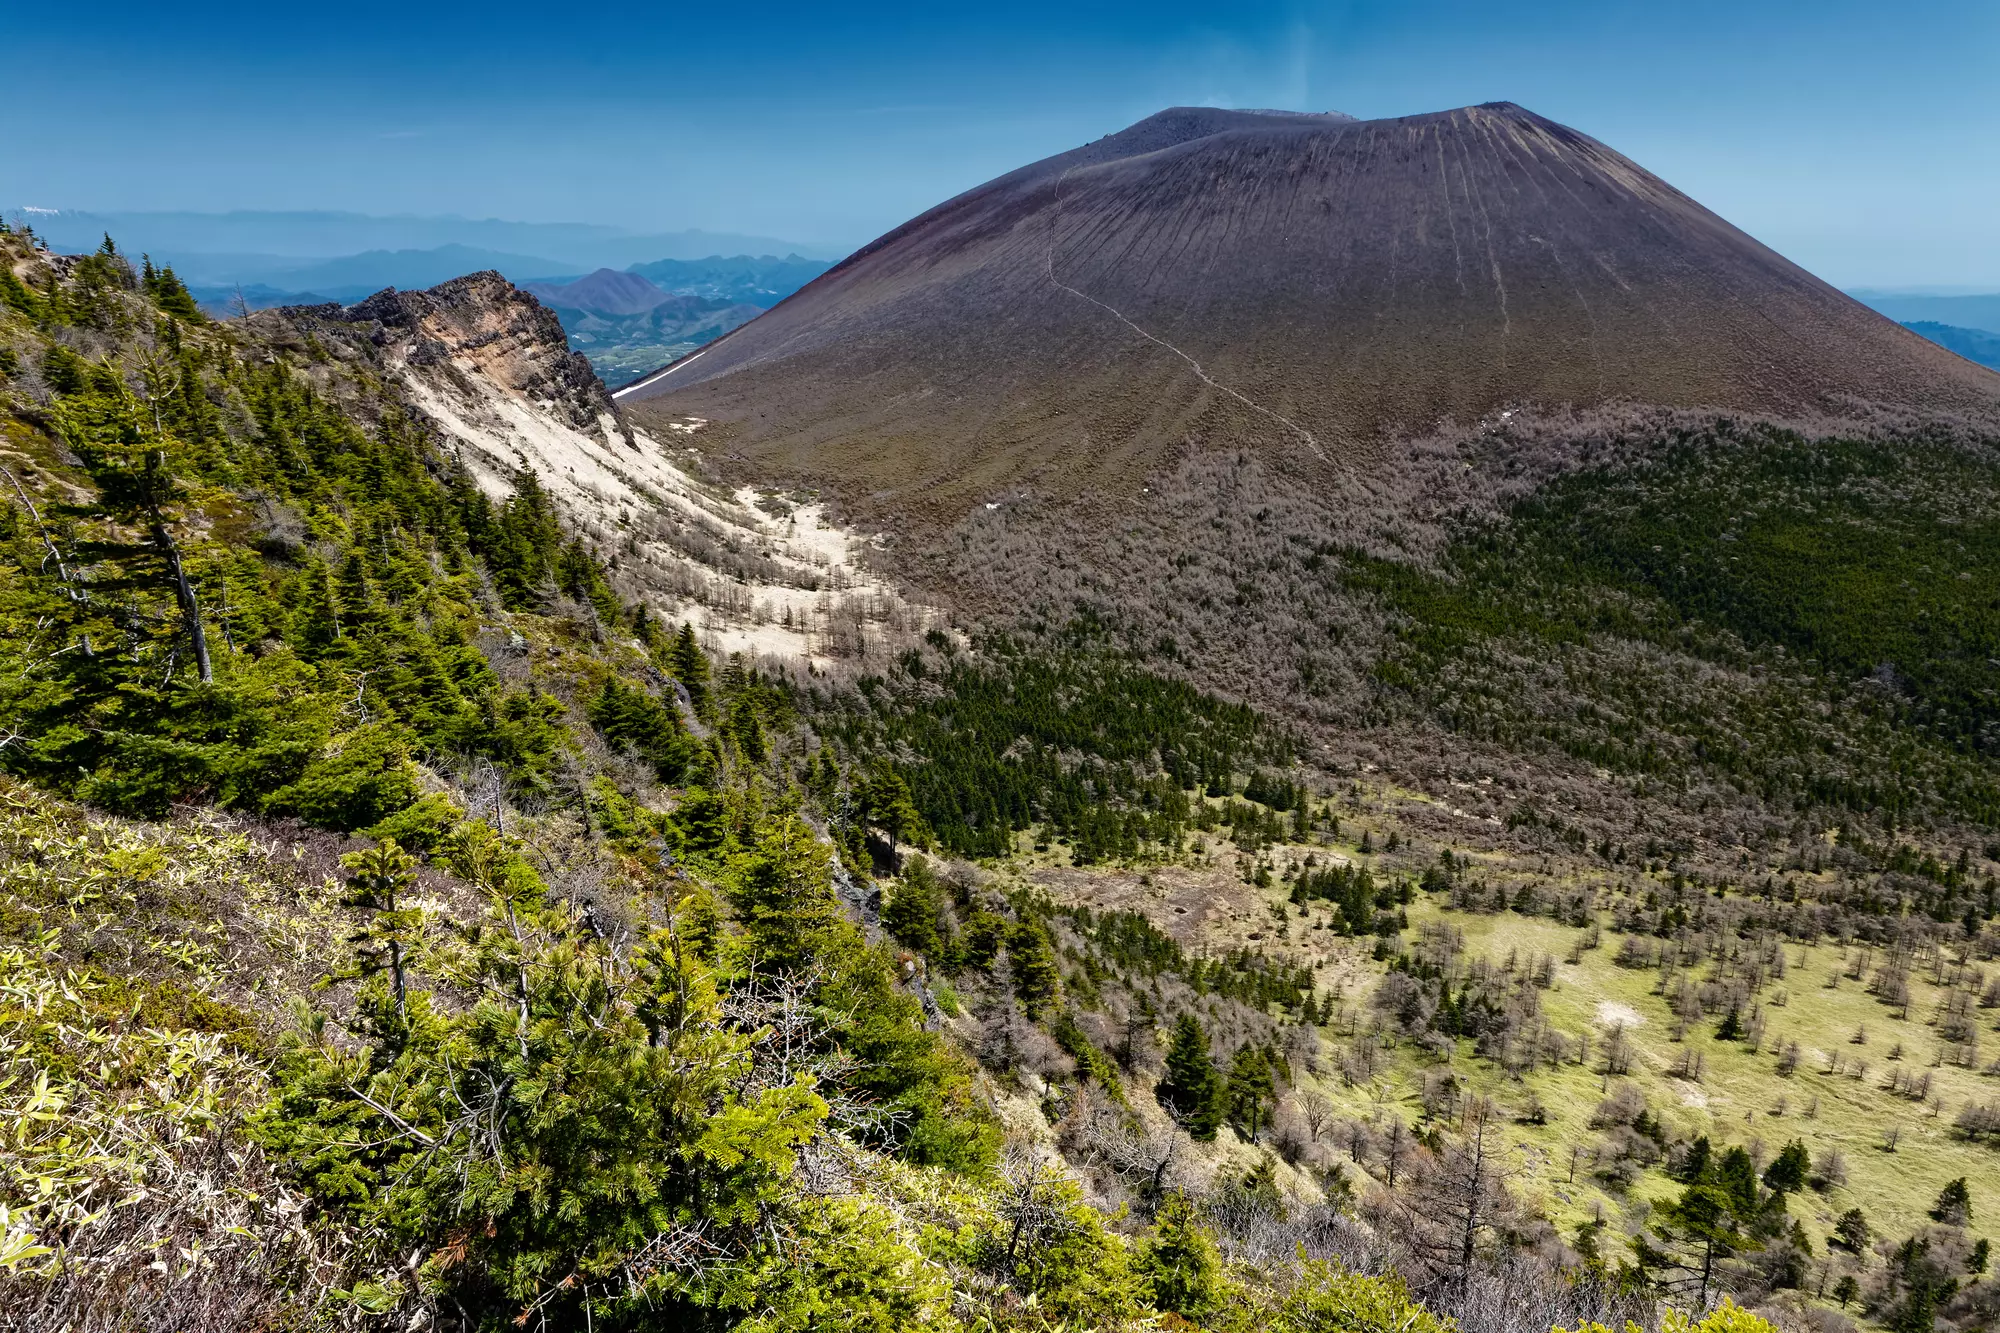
top-left (806, 633), bottom-right (1287, 860)
top-left (0, 233), bottom-right (662, 830)
top-left (0, 222), bottom-right (1012, 1329)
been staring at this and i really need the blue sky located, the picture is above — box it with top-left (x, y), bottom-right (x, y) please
top-left (5, 0), bottom-right (1997, 286)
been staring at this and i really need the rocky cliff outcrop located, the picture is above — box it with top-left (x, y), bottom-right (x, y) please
top-left (280, 270), bottom-right (629, 443)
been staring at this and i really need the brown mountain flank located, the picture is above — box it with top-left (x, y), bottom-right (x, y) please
top-left (619, 102), bottom-right (2000, 521)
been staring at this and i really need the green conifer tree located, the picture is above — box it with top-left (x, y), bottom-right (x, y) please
top-left (668, 621), bottom-right (711, 714)
top-left (1643, 1150), bottom-right (1763, 1308)
top-left (806, 742), bottom-right (841, 808)
top-left (1932, 1176), bottom-right (1972, 1226)
top-left (139, 254), bottom-right (202, 319)
top-left (1881, 1235), bottom-right (1960, 1333)
top-left (883, 859), bottom-right (944, 957)
top-left (339, 838), bottom-right (421, 1029)
top-left (336, 550), bottom-right (385, 637)
top-left (725, 810), bottom-right (842, 972)
top-left (153, 265), bottom-right (202, 320)
top-left (288, 558), bottom-right (343, 656)
top-left (859, 760), bottom-right (927, 847)
top-left (1007, 920), bottom-right (1059, 1018)
top-left (727, 690), bottom-right (767, 762)
top-left (1833, 1208), bottom-right (1870, 1252)
top-left (1158, 1013), bottom-right (1225, 1141)
top-left (1763, 1140), bottom-right (1809, 1196)
top-left (1134, 1193), bottom-right (1226, 1318)
top-left (50, 357), bottom-right (214, 683)
top-left (1226, 1045), bottom-right (1276, 1140)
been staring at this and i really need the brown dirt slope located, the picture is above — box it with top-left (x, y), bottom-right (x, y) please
top-left (621, 103), bottom-right (2000, 518)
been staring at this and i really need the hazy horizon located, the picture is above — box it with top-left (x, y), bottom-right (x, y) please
top-left (6, 1), bottom-right (1997, 287)
top-left (12, 204), bottom-right (1997, 302)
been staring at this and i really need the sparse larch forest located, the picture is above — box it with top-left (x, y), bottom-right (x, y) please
top-left (0, 216), bottom-right (1995, 1333)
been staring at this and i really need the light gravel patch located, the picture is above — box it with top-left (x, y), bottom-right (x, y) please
top-left (1595, 1000), bottom-right (1646, 1029)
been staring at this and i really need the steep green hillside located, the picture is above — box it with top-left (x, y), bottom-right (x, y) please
top-left (0, 222), bottom-right (1558, 1333)
top-left (0, 226), bottom-right (1002, 1329)
top-left (4, 222), bottom-right (1995, 1333)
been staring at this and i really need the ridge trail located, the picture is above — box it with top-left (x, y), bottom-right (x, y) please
top-left (611, 346), bottom-right (710, 400)
top-left (1045, 168), bottom-right (1331, 465)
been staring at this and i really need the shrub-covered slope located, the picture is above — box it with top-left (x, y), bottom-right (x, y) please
top-left (1346, 424), bottom-right (2000, 831)
top-left (0, 224), bottom-right (1007, 1328)
top-left (0, 222), bottom-right (1548, 1333)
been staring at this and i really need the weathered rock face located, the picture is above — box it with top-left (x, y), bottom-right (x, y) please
top-left (622, 102), bottom-right (2000, 523)
top-left (297, 271), bottom-right (624, 440)
top-left (243, 272), bottom-right (933, 666)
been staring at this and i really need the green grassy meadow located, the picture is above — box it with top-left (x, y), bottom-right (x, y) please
top-left (1263, 881), bottom-right (1998, 1254)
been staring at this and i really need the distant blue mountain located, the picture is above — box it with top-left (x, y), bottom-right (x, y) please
top-left (3, 207), bottom-right (834, 277)
top-left (255, 244), bottom-right (575, 292)
top-left (178, 246), bottom-right (573, 312)
top-left (1901, 321), bottom-right (2000, 371)
top-left (522, 260), bottom-right (833, 386)
top-left (626, 254), bottom-right (831, 305)
top-left (1851, 290), bottom-right (2000, 336)
top-left (523, 270), bottom-right (678, 317)
top-left (187, 283), bottom-right (340, 317)
top-left (179, 253), bottom-right (823, 389)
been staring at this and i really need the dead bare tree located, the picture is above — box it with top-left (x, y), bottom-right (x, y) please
top-left (1057, 1089), bottom-right (1186, 1207)
top-left (1299, 1089), bottom-right (1335, 1143)
top-left (992, 1146), bottom-right (1085, 1281)
top-left (1368, 1112), bottom-right (1516, 1309)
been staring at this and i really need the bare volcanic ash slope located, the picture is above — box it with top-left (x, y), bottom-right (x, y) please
top-left (619, 103), bottom-right (2000, 519)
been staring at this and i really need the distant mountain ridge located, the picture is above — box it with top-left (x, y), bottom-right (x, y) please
top-left (180, 246), bottom-right (577, 315)
top-left (523, 259), bottom-right (832, 316)
top-left (256, 243), bottom-right (574, 293)
top-left (1903, 320), bottom-right (2000, 370)
top-left (1853, 290), bottom-right (2000, 336)
top-left (520, 259), bottom-right (830, 386)
top-left (3, 206), bottom-right (833, 270)
top-left (627, 254), bottom-right (831, 304)
top-left (183, 253), bottom-right (834, 382)
top-left (523, 269), bottom-right (680, 316)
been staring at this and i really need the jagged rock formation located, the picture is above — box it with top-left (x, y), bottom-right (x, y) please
top-left (621, 103), bottom-right (2000, 521)
top-left (287, 271), bottom-right (624, 440)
